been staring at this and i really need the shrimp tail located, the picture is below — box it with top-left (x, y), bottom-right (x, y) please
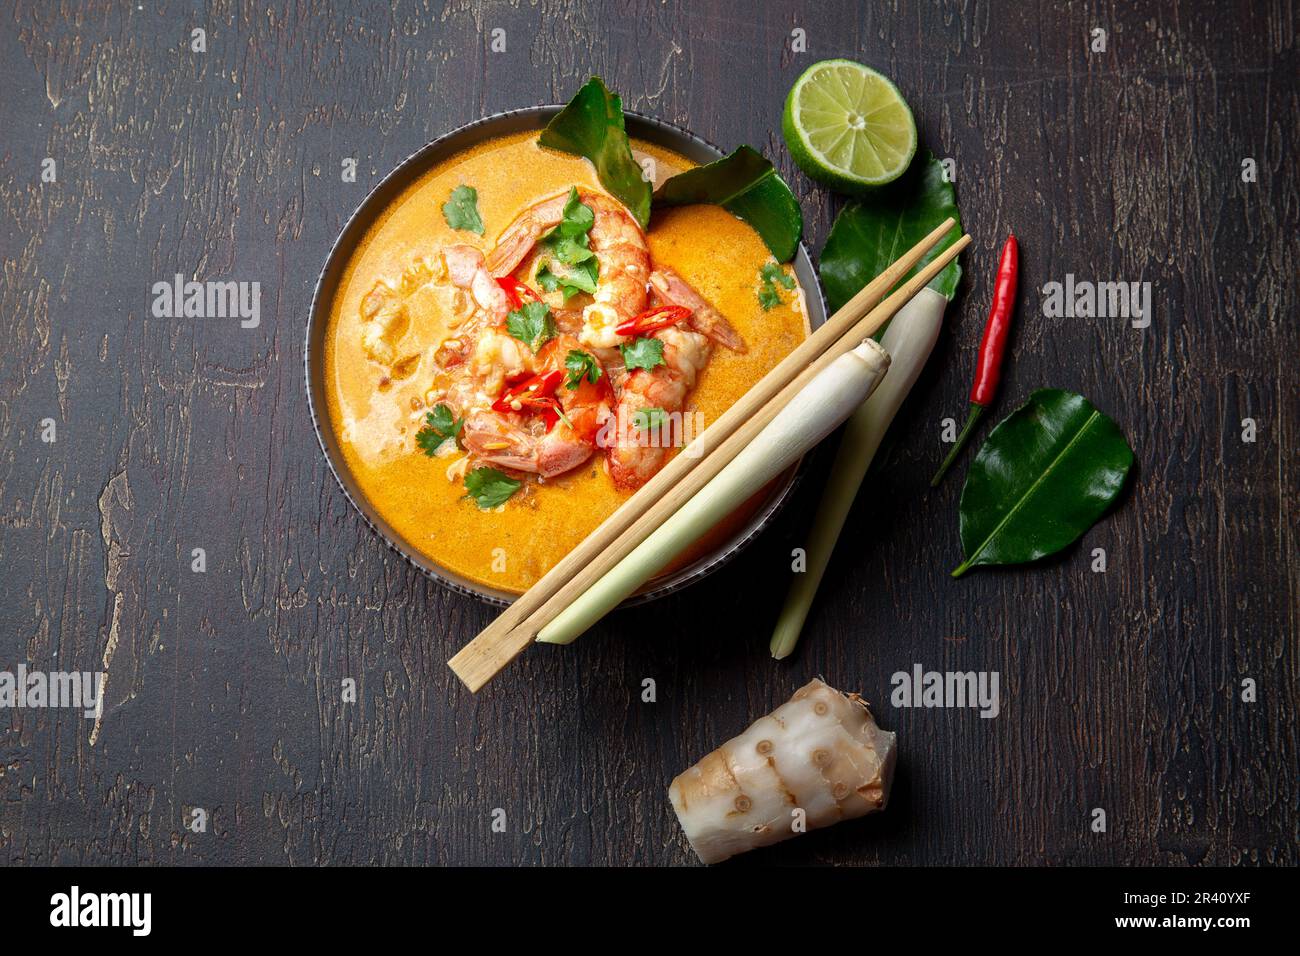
top-left (649, 268), bottom-right (747, 353)
top-left (464, 411), bottom-right (596, 479)
top-left (484, 228), bottom-right (539, 278)
top-left (484, 193), bottom-right (568, 276)
top-left (537, 424), bottom-right (596, 477)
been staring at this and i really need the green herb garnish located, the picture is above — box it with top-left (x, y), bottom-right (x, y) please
top-left (537, 188), bottom-right (599, 299)
top-left (416, 404), bottom-right (464, 455)
top-left (442, 184), bottom-right (484, 235)
top-left (464, 467), bottom-right (522, 510)
top-left (757, 262), bottom-right (796, 311)
top-left (553, 186), bottom-right (595, 237)
top-left (538, 260), bottom-right (598, 298)
top-left (632, 407), bottom-right (667, 430)
top-left (564, 349), bottom-right (601, 389)
top-left (506, 300), bottom-right (556, 352)
top-left (762, 262), bottom-right (796, 290)
top-left (620, 336), bottom-right (665, 372)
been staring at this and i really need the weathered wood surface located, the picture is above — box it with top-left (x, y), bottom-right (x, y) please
top-left (0, 0), bottom-right (1294, 866)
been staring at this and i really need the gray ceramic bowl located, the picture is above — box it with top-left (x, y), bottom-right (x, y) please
top-left (305, 107), bottom-right (827, 605)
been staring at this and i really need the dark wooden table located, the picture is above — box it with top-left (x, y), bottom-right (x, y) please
top-left (0, 0), bottom-right (1294, 866)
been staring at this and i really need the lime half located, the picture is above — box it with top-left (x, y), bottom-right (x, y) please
top-left (783, 59), bottom-right (918, 194)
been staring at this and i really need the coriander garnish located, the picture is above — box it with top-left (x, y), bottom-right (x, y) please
top-left (619, 336), bottom-right (665, 372)
top-left (632, 407), bottom-right (668, 430)
top-left (758, 261), bottom-right (796, 310)
top-left (416, 404), bottom-right (463, 455)
top-left (464, 467), bottom-right (522, 510)
top-left (536, 187), bottom-right (599, 299)
top-left (505, 300), bottom-right (557, 352)
top-left (442, 184), bottom-right (484, 235)
top-left (564, 349), bottom-right (602, 388)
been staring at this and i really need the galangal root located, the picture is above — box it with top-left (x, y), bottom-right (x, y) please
top-left (669, 678), bottom-right (896, 864)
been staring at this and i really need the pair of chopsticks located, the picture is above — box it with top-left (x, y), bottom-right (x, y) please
top-left (449, 220), bottom-right (970, 691)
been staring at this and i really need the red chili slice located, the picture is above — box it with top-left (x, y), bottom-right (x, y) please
top-left (539, 401), bottom-right (561, 432)
top-left (491, 369), bottom-right (563, 415)
top-left (615, 305), bottom-right (692, 337)
top-left (495, 277), bottom-right (542, 310)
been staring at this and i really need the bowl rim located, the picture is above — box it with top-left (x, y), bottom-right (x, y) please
top-left (304, 105), bottom-right (828, 606)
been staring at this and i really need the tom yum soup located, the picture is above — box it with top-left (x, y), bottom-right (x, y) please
top-left (324, 131), bottom-right (808, 593)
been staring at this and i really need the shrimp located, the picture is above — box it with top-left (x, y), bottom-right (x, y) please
top-left (468, 325), bottom-right (535, 396)
top-left (443, 244), bottom-right (512, 320)
top-left (460, 333), bottom-right (614, 479)
top-left (429, 244), bottom-right (520, 398)
top-left (484, 188), bottom-right (649, 354)
top-left (649, 268), bottom-right (747, 353)
top-left (538, 336), bottom-right (615, 450)
top-left (462, 408), bottom-right (593, 479)
top-left (605, 325), bottom-right (711, 489)
top-left (603, 271), bottom-right (741, 489)
top-left (437, 325), bottom-right (528, 414)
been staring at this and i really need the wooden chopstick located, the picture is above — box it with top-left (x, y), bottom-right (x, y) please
top-left (448, 220), bottom-right (965, 691)
top-left (518, 234), bottom-right (970, 644)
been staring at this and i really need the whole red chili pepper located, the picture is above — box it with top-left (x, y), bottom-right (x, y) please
top-left (931, 234), bottom-right (1019, 487)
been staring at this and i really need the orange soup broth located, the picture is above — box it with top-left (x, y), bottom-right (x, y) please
top-left (324, 131), bottom-right (808, 593)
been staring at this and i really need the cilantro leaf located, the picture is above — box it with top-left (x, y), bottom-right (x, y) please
top-left (553, 187), bottom-right (595, 238)
top-left (537, 187), bottom-right (600, 300)
top-left (442, 185), bottom-right (484, 235)
top-left (536, 268), bottom-right (561, 294)
top-left (620, 336), bottom-right (665, 372)
top-left (564, 349), bottom-right (601, 388)
top-left (632, 407), bottom-right (667, 430)
top-left (416, 404), bottom-right (463, 455)
top-left (761, 262), bottom-right (796, 290)
top-left (757, 261), bottom-right (795, 310)
top-left (505, 300), bottom-right (556, 352)
top-left (464, 467), bottom-right (522, 510)
top-left (545, 236), bottom-right (595, 265)
top-left (537, 258), bottom-right (598, 298)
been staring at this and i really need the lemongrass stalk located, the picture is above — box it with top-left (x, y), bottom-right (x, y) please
top-left (770, 288), bottom-right (948, 659)
top-left (536, 339), bottom-right (892, 645)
